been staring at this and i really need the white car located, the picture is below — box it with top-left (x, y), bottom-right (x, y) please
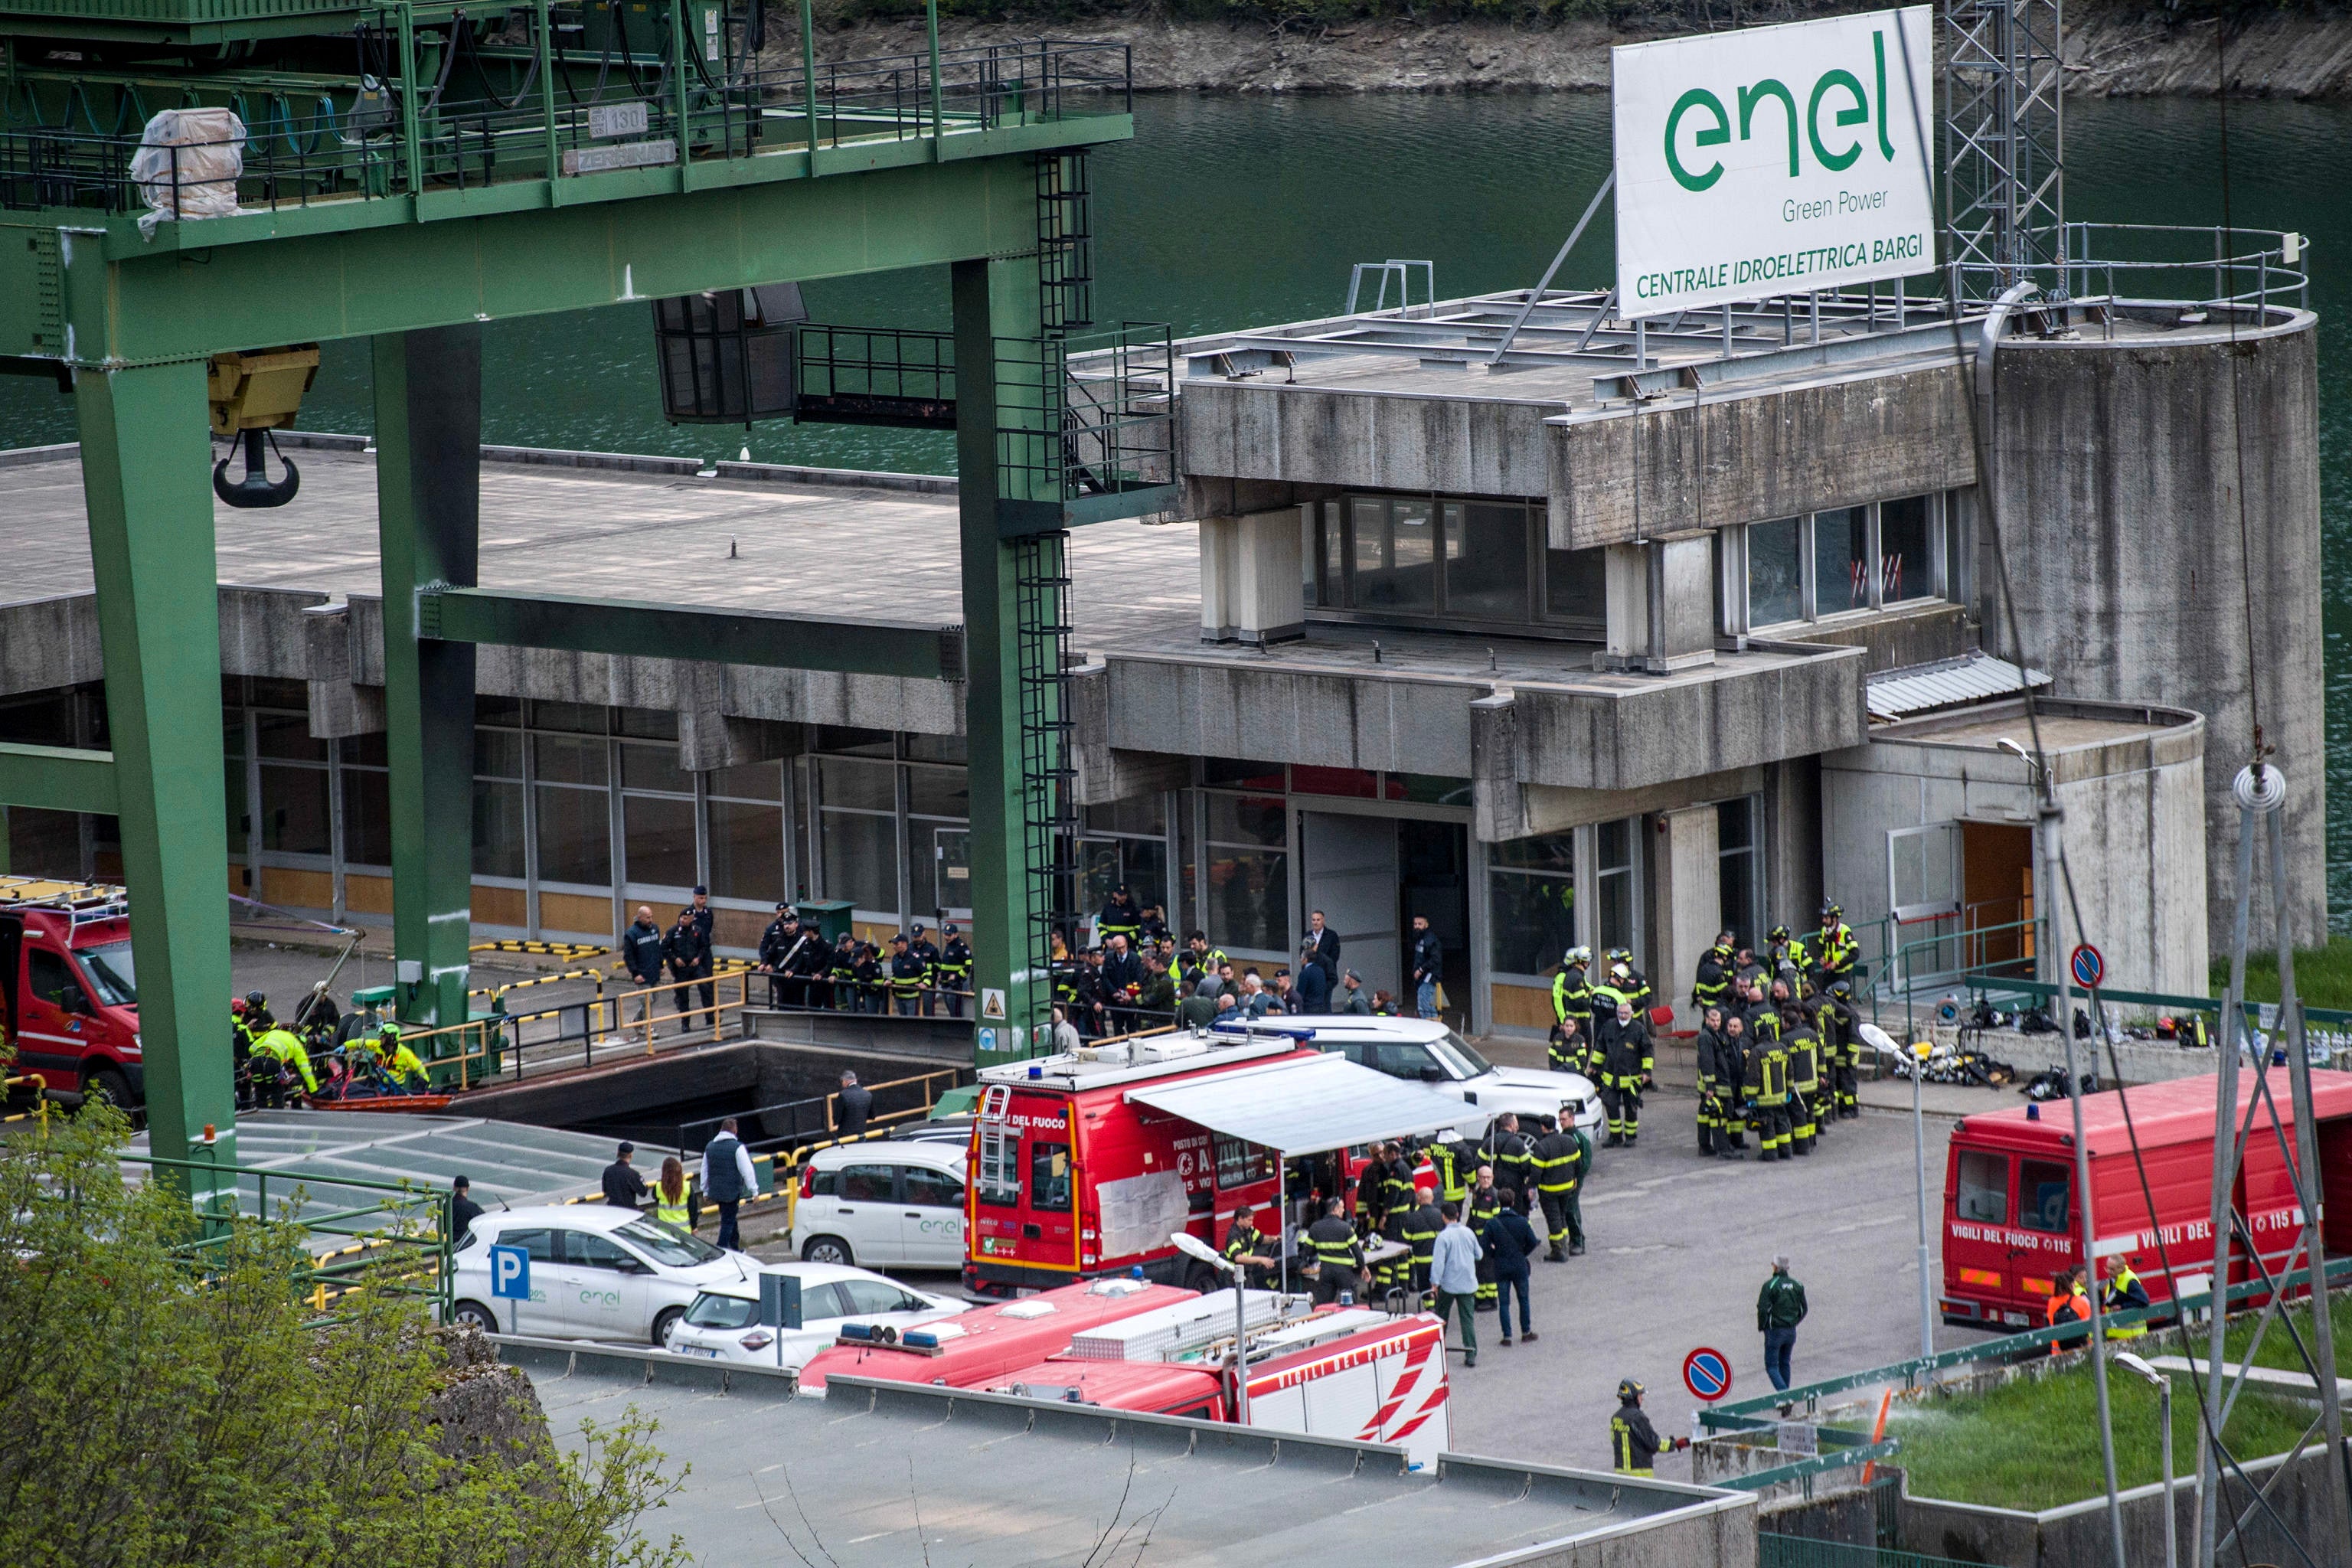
top-left (789, 1140), bottom-right (967, 1270)
top-left (668, 1263), bottom-right (964, 1369)
top-left (450, 1204), bottom-right (756, 1348)
top-left (1217, 1017), bottom-right (1604, 1138)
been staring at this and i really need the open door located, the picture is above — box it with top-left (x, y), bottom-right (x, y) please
top-left (1960, 821), bottom-right (2035, 975)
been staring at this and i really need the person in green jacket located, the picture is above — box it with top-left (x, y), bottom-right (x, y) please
top-left (1758, 1255), bottom-right (1809, 1399)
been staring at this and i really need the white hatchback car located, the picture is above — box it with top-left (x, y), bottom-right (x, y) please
top-left (668, 1263), bottom-right (963, 1369)
top-left (790, 1140), bottom-right (968, 1271)
top-left (450, 1204), bottom-right (756, 1348)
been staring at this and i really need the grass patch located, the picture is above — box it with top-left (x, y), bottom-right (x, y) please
top-left (2223, 1288), bottom-right (2352, 1376)
top-left (1894, 1354), bottom-right (2320, 1510)
top-left (2210, 937), bottom-right (2352, 1013)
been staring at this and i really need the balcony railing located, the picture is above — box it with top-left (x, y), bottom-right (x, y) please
top-left (0, 31), bottom-right (1132, 218)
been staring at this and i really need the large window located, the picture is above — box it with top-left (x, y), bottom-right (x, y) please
top-left (1304, 495), bottom-right (1606, 632)
top-left (1080, 795), bottom-right (1169, 931)
top-left (1203, 792), bottom-right (1287, 952)
top-left (338, 733), bottom-right (391, 867)
top-left (619, 730), bottom-right (697, 892)
top-left (255, 707), bottom-right (330, 858)
top-left (1488, 831), bottom-right (1576, 978)
top-left (1717, 796), bottom-right (1762, 951)
top-left (1741, 493), bottom-right (1957, 629)
top-left (473, 704), bottom-right (526, 880)
top-left (707, 761), bottom-right (784, 904)
top-left (817, 756), bottom-right (898, 916)
top-left (1596, 818), bottom-right (1640, 957)
top-left (532, 723), bottom-right (610, 887)
top-left (907, 763), bottom-right (969, 919)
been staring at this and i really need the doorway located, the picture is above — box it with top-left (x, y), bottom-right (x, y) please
top-left (1400, 820), bottom-right (1470, 1030)
top-left (1960, 821), bottom-right (2034, 975)
top-left (1301, 813), bottom-right (1398, 1000)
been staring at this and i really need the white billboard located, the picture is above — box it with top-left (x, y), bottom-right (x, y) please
top-left (1612, 7), bottom-right (1935, 320)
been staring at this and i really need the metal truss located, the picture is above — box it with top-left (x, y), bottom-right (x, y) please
top-left (1944, 0), bottom-right (2066, 302)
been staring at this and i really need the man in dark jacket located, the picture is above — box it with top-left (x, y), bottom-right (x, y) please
top-left (601, 1142), bottom-right (648, 1209)
top-left (1718, 1011), bottom-right (1751, 1153)
top-left (685, 886), bottom-right (717, 1018)
top-left (835, 1070), bottom-right (873, 1137)
top-left (450, 1174), bottom-right (485, 1245)
top-left (1611, 1379), bottom-right (1688, 1476)
top-left (1479, 1191), bottom-right (1541, 1344)
top-left (1694, 1006), bottom-right (1732, 1158)
top-left (1758, 1255), bottom-right (1810, 1396)
top-left (1300, 910), bottom-right (1341, 986)
top-left (663, 908), bottom-right (711, 1028)
top-left (757, 904), bottom-right (805, 1009)
top-left (1099, 934), bottom-right (1145, 1031)
top-left (622, 906), bottom-right (666, 1033)
top-left (1407, 916), bottom-right (1443, 1021)
top-left (700, 1117), bottom-right (754, 1250)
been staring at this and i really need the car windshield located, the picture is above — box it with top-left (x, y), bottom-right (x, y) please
top-left (78, 941), bottom-right (136, 1008)
top-left (1432, 1030), bottom-right (1492, 1078)
top-left (616, 1217), bottom-right (724, 1266)
top-left (683, 1292), bottom-right (759, 1329)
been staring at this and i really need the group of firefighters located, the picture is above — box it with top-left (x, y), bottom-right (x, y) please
top-left (752, 904), bottom-right (975, 1018)
top-left (1546, 902), bottom-right (1867, 1161)
top-left (230, 990), bottom-right (430, 1107)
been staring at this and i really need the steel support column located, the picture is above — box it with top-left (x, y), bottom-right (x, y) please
top-left (74, 358), bottom-right (237, 1179)
top-left (374, 325), bottom-right (483, 1027)
top-left (955, 254), bottom-right (1054, 1063)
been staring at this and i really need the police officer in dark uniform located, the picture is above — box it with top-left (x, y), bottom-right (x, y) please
top-left (936, 923), bottom-right (972, 1018)
top-left (1302, 1197), bottom-right (1367, 1305)
top-left (887, 934), bottom-right (926, 1015)
top-left (757, 904), bottom-right (805, 1009)
top-left (851, 939), bottom-right (885, 1014)
top-left (1718, 1011), bottom-right (1752, 1154)
top-left (684, 886), bottom-right (717, 1018)
top-left (827, 932), bottom-right (858, 1011)
top-left (663, 907), bottom-right (711, 1027)
top-left (1610, 1378), bottom-right (1689, 1476)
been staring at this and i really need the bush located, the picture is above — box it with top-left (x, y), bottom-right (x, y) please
top-left (0, 1106), bottom-right (687, 1568)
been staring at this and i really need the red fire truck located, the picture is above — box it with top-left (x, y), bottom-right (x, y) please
top-left (1939, 1069), bottom-right (2352, 1331)
top-left (961, 1028), bottom-right (1478, 1298)
top-left (802, 1279), bottom-right (1454, 1469)
top-left (0, 878), bottom-right (143, 1106)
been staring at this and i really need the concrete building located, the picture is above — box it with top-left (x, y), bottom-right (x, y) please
top-left (0, 273), bottom-right (2311, 1039)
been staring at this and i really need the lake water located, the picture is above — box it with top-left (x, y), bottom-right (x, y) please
top-left (3, 90), bottom-right (2345, 923)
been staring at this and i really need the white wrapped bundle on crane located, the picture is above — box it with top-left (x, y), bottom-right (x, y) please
top-left (130, 108), bottom-right (245, 234)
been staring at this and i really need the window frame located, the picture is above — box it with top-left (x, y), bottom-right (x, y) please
top-left (1303, 492), bottom-right (1602, 639)
top-left (1737, 491), bottom-right (1958, 632)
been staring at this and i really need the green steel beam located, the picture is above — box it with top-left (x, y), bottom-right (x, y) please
top-left (0, 742), bottom-right (118, 813)
top-left (21, 155), bottom-right (1059, 368)
top-left (73, 358), bottom-right (237, 1186)
top-left (421, 588), bottom-right (965, 680)
top-left (955, 253), bottom-right (1054, 1066)
top-left (375, 326), bottom-right (482, 1031)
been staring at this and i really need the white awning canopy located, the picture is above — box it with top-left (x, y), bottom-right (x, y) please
top-left (1122, 1054), bottom-right (1478, 1158)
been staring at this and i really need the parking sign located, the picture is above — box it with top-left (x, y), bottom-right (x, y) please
top-left (490, 1243), bottom-right (531, 1299)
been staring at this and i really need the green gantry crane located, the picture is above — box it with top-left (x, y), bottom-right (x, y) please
top-left (0, 0), bottom-right (1174, 1192)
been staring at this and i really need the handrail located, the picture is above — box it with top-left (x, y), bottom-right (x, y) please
top-left (1700, 1255), bottom-right (2352, 1432)
top-left (673, 1066), bottom-right (964, 1155)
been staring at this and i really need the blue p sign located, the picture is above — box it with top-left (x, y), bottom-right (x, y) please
top-left (490, 1243), bottom-right (531, 1300)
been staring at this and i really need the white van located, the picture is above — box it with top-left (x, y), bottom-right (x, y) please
top-left (789, 1139), bottom-right (967, 1270)
top-left (1213, 1017), bottom-right (1603, 1138)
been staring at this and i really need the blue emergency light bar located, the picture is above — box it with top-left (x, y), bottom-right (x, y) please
top-left (1210, 1021), bottom-right (1321, 1040)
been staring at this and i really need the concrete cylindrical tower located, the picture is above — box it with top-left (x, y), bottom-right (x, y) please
top-left (1988, 308), bottom-right (2324, 952)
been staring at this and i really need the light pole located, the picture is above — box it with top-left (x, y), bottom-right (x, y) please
top-left (1861, 1020), bottom-right (1936, 1361)
top-left (1172, 1231), bottom-right (1249, 1425)
top-left (2115, 1351), bottom-right (2177, 1568)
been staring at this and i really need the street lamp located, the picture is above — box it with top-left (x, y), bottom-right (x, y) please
top-left (1172, 1231), bottom-right (1250, 1425)
top-left (2114, 1351), bottom-right (2177, 1568)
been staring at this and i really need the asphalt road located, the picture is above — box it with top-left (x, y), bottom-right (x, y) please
top-left (1439, 1086), bottom-right (1982, 1477)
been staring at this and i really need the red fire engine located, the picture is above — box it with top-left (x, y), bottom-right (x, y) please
top-left (1939, 1068), bottom-right (2352, 1331)
top-left (962, 1028), bottom-right (1475, 1298)
top-left (803, 1279), bottom-right (1454, 1469)
top-left (0, 878), bottom-right (143, 1106)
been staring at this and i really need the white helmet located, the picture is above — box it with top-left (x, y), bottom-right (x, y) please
top-left (1566, 945), bottom-right (1592, 965)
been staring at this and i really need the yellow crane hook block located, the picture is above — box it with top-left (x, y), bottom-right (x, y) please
top-left (208, 345), bottom-right (321, 437)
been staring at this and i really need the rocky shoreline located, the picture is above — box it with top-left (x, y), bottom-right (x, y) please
top-left (806, 7), bottom-right (2352, 99)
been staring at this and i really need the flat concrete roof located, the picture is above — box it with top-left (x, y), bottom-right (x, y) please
top-left (1873, 697), bottom-right (2203, 754)
top-left (0, 441), bottom-right (1197, 647)
top-left (505, 1340), bottom-right (1752, 1567)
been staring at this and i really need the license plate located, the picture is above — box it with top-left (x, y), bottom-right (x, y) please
top-left (677, 1344), bottom-right (721, 1358)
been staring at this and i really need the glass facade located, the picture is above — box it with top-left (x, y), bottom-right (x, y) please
top-left (1717, 796), bottom-right (1761, 950)
top-left (1203, 792), bottom-right (1288, 952)
top-left (1596, 818), bottom-right (1639, 956)
top-left (1813, 506), bottom-right (1868, 616)
top-left (1488, 831), bottom-right (1576, 978)
top-left (1748, 517), bottom-right (1805, 627)
top-left (1740, 492), bottom-right (1958, 629)
top-left (1879, 495), bottom-right (1933, 603)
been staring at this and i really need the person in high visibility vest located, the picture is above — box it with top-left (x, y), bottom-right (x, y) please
top-left (887, 935), bottom-right (926, 1016)
top-left (2047, 1269), bottom-right (2093, 1354)
top-left (1692, 931), bottom-right (1736, 1014)
top-left (1302, 1197), bottom-right (1366, 1305)
top-left (1551, 946), bottom-right (1592, 1031)
top-left (2102, 1256), bottom-right (2151, 1338)
top-left (252, 1023), bottom-right (318, 1098)
top-left (1610, 1379), bottom-right (1688, 1476)
top-left (1811, 900), bottom-right (1860, 993)
top-left (369, 1024), bottom-right (430, 1093)
top-left (1528, 1112), bottom-right (1586, 1260)
top-left (653, 1155), bottom-right (694, 1233)
top-left (1752, 1028), bottom-right (1792, 1161)
top-left (1782, 1003), bottom-right (1823, 1155)
top-left (936, 924), bottom-right (972, 1018)
top-left (1221, 1207), bottom-right (1276, 1291)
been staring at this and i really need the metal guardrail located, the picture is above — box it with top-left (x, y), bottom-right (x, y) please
top-left (1949, 223), bottom-right (2311, 323)
top-left (673, 1066), bottom-right (964, 1157)
top-left (0, 31), bottom-right (1132, 217)
top-left (1702, 1256), bottom-right (2352, 1436)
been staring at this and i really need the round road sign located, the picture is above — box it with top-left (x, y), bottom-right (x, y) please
top-left (1683, 1346), bottom-right (1733, 1402)
top-left (2070, 943), bottom-right (2105, 991)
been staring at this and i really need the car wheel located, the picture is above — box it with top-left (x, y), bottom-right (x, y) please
top-left (652, 1306), bottom-right (686, 1349)
top-left (453, 1300), bottom-right (499, 1333)
top-left (85, 1067), bottom-right (132, 1109)
top-left (801, 1235), bottom-right (854, 1266)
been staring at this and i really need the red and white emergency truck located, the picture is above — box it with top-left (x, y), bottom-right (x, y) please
top-left (1939, 1068), bottom-right (2352, 1331)
top-left (802, 1278), bottom-right (1454, 1469)
top-left (0, 878), bottom-right (142, 1106)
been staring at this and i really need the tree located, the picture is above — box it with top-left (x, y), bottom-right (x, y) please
top-left (0, 1104), bottom-right (688, 1568)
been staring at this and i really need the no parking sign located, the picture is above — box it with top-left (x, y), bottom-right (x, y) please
top-left (1683, 1346), bottom-right (1732, 1402)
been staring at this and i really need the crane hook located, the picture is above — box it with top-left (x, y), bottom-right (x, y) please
top-left (214, 427), bottom-right (301, 508)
